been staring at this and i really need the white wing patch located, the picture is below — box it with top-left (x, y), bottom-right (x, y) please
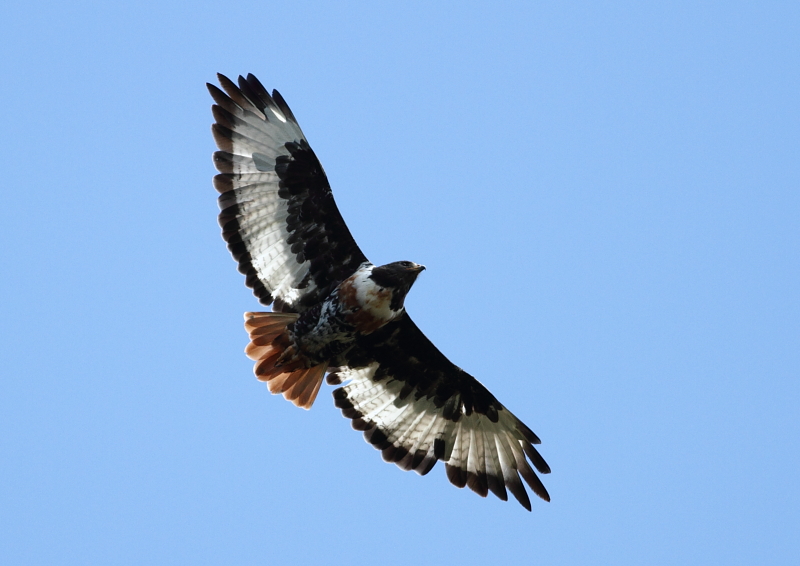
top-left (212, 79), bottom-right (316, 307)
top-left (332, 364), bottom-right (549, 510)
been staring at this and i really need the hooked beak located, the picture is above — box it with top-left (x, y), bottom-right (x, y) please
top-left (410, 263), bottom-right (426, 273)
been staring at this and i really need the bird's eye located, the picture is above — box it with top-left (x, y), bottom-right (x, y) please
top-left (401, 261), bottom-right (411, 267)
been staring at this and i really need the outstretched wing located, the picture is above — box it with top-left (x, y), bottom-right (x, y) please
top-left (328, 313), bottom-right (550, 511)
top-left (209, 73), bottom-right (368, 312)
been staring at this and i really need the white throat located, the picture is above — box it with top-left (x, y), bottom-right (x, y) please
top-left (351, 264), bottom-right (404, 323)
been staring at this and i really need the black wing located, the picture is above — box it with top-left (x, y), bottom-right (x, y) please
top-left (328, 313), bottom-right (550, 511)
top-left (209, 73), bottom-right (369, 312)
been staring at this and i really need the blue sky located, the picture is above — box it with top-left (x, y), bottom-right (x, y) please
top-left (1, 1), bottom-right (798, 564)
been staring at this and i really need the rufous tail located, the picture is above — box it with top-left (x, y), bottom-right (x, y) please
top-left (243, 312), bottom-right (328, 410)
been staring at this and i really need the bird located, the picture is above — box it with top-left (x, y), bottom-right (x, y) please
top-left (208, 73), bottom-right (550, 510)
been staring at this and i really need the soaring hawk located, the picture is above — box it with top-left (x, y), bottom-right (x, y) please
top-left (208, 73), bottom-right (550, 510)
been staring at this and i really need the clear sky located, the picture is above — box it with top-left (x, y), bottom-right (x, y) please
top-left (1, 1), bottom-right (798, 564)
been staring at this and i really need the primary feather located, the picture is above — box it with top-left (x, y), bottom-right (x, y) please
top-left (209, 73), bottom-right (550, 510)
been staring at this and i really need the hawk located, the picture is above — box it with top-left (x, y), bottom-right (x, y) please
top-left (208, 73), bottom-right (550, 510)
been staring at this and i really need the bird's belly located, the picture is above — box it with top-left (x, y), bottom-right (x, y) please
top-left (293, 294), bottom-right (358, 364)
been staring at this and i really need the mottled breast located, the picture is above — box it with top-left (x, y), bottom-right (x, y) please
top-left (338, 264), bottom-right (404, 334)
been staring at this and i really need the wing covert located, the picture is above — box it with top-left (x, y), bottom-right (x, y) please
top-left (329, 313), bottom-right (550, 510)
top-left (209, 73), bottom-right (368, 312)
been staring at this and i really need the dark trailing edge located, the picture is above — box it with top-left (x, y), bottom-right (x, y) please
top-left (329, 313), bottom-right (551, 509)
top-left (209, 73), bottom-right (367, 312)
top-left (209, 73), bottom-right (550, 510)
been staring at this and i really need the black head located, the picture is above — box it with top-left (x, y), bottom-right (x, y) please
top-left (369, 261), bottom-right (426, 311)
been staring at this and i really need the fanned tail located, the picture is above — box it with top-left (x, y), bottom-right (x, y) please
top-left (243, 312), bottom-right (328, 409)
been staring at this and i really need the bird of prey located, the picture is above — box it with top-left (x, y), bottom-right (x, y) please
top-left (208, 73), bottom-right (550, 510)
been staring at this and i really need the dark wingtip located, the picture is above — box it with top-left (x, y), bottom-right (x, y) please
top-left (506, 478), bottom-right (532, 511)
top-left (518, 422), bottom-right (542, 445)
top-left (217, 73), bottom-right (236, 92)
top-left (523, 443), bottom-right (551, 475)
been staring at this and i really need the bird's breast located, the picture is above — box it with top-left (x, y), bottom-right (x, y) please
top-left (338, 266), bottom-right (403, 334)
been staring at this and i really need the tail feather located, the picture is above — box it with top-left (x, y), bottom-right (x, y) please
top-left (290, 363), bottom-right (327, 408)
top-left (243, 312), bottom-right (328, 410)
top-left (246, 342), bottom-right (279, 361)
top-left (253, 347), bottom-right (283, 377)
top-left (244, 311), bottom-right (298, 333)
top-left (271, 368), bottom-right (306, 394)
top-left (265, 370), bottom-right (293, 393)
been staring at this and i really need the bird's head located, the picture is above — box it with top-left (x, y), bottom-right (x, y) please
top-left (369, 261), bottom-right (426, 311)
